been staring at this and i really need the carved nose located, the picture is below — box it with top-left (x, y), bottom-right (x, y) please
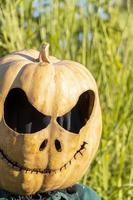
top-left (39, 139), bottom-right (48, 151)
top-left (55, 139), bottom-right (62, 152)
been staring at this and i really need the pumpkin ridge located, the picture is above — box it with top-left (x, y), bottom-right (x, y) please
top-left (13, 53), bottom-right (37, 62)
top-left (0, 60), bottom-right (33, 100)
top-left (0, 141), bottom-right (88, 174)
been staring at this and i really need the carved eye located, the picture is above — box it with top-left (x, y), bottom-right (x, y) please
top-left (57, 90), bottom-right (95, 134)
top-left (4, 88), bottom-right (51, 133)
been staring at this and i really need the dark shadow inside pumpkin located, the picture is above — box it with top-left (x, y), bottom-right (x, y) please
top-left (4, 88), bottom-right (51, 133)
top-left (57, 90), bottom-right (95, 134)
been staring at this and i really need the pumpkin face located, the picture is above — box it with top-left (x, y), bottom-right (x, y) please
top-left (0, 44), bottom-right (102, 195)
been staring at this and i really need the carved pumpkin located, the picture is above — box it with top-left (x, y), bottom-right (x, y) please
top-left (0, 44), bottom-right (102, 195)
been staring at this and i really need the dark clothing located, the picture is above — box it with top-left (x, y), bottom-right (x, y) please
top-left (0, 184), bottom-right (100, 200)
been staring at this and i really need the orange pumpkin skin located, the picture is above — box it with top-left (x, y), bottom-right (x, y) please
top-left (0, 44), bottom-right (102, 195)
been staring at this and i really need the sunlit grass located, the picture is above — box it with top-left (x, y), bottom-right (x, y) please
top-left (0, 0), bottom-right (133, 199)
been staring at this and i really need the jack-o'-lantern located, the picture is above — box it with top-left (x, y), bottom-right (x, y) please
top-left (0, 44), bottom-right (102, 195)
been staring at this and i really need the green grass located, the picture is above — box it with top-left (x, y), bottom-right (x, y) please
top-left (0, 0), bottom-right (133, 199)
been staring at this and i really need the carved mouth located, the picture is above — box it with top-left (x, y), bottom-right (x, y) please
top-left (0, 142), bottom-right (88, 174)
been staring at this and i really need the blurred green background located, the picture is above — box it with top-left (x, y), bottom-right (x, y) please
top-left (0, 0), bottom-right (133, 199)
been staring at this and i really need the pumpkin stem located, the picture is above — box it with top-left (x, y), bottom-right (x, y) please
top-left (39, 43), bottom-right (51, 63)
